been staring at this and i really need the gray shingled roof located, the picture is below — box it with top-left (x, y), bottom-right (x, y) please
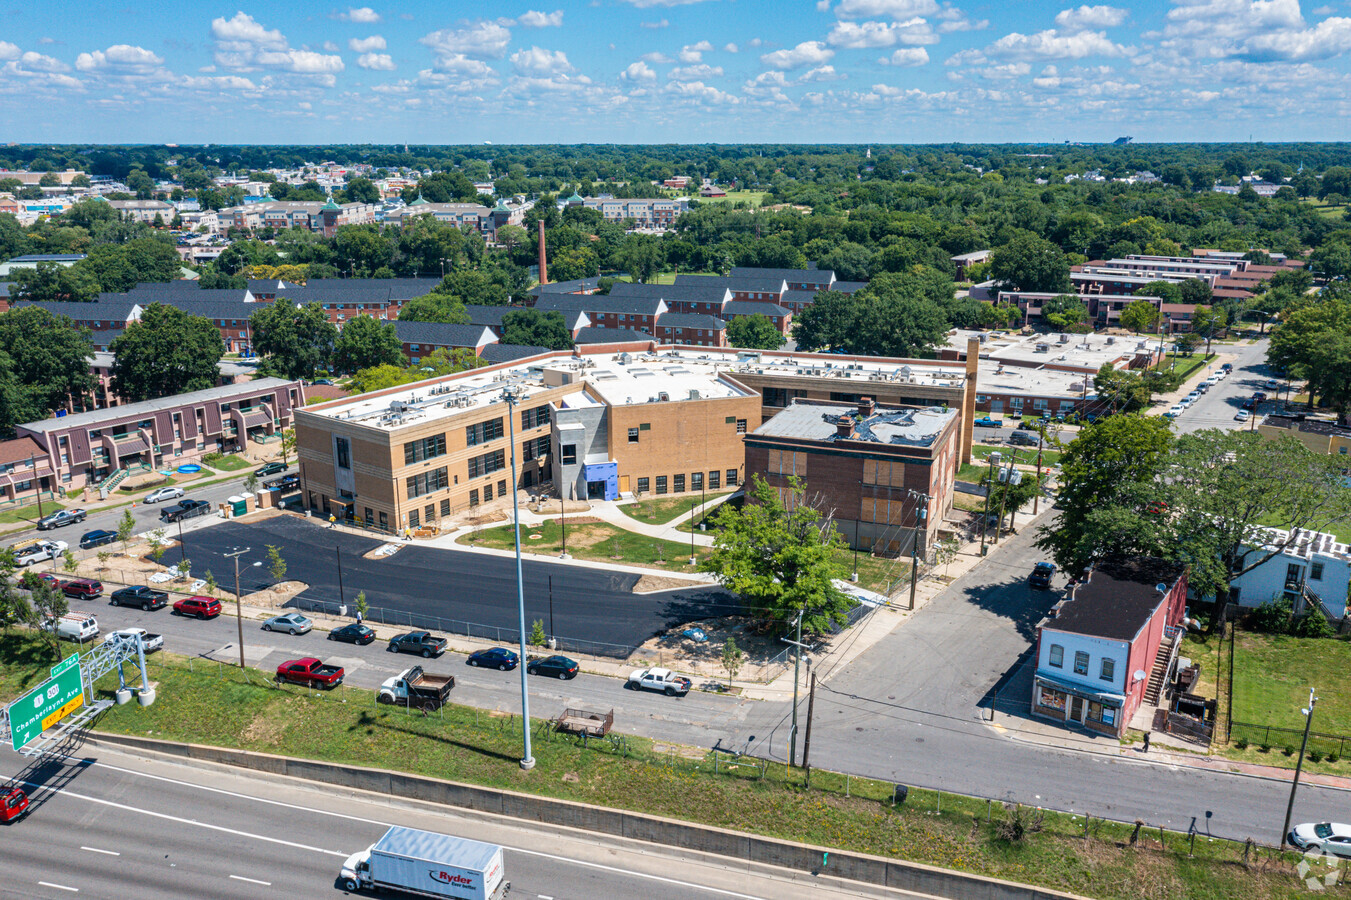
top-left (299, 278), bottom-right (439, 300)
top-left (657, 312), bottom-right (726, 329)
top-left (18, 377), bottom-right (298, 434)
top-left (535, 294), bottom-right (666, 316)
top-left (832, 281), bottom-right (869, 294)
top-left (11, 300), bottom-right (140, 322)
top-left (528, 276), bottom-right (601, 296)
top-left (612, 280), bottom-right (732, 305)
top-left (395, 320), bottom-right (497, 348)
top-left (464, 304), bottom-right (588, 332)
top-left (246, 279), bottom-right (303, 293)
top-left (723, 301), bottom-right (790, 317)
top-left (479, 343), bottom-right (554, 363)
top-left (573, 327), bottom-right (653, 345)
top-left (731, 266), bottom-right (835, 286)
top-left (148, 297), bottom-right (258, 321)
top-left (781, 289), bottom-right (821, 306)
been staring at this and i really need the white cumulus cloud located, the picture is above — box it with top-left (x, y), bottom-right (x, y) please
top-left (517, 10), bottom-right (564, 27)
top-left (349, 35), bottom-right (387, 52)
top-left (1054, 5), bottom-right (1129, 30)
top-left (510, 45), bottom-right (574, 75)
top-left (669, 63), bottom-right (724, 80)
top-left (335, 7), bottom-right (382, 23)
top-left (882, 46), bottom-right (929, 65)
top-left (834, 0), bottom-right (939, 19)
top-left (420, 21), bottom-right (513, 62)
top-left (357, 53), bottom-right (396, 70)
top-left (75, 44), bottom-right (164, 71)
top-left (761, 40), bottom-right (834, 69)
top-left (679, 40), bottom-right (714, 62)
top-left (211, 12), bottom-right (344, 76)
top-left (621, 60), bottom-right (657, 81)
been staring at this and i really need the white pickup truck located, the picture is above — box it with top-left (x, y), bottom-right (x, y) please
top-left (106, 627), bottom-right (163, 653)
top-left (627, 667), bottom-right (692, 697)
top-left (12, 539), bottom-right (67, 567)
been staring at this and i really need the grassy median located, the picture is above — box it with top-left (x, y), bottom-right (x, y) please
top-left (0, 632), bottom-right (1317, 900)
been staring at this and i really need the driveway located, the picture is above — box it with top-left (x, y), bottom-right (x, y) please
top-left (177, 515), bottom-right (735, 657)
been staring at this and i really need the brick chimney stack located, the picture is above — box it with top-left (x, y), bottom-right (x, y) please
top-left (857, 396), bottom-right (876, 419)
top-left (537, 220), bottom-right (548, 286)
top-left (836, 416), bottom-right (854, 439)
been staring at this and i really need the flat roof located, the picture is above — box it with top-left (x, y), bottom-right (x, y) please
top-left (753, 400), bottom-right (956, 448)
top-left (949, 329), bottom-right (1156, 373)
top-left (19, 377), bottom-right (296, 434)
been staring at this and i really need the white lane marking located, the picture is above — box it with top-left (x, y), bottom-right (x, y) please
top-left (17, 779), bottom-right (347, 858)
top-left (53, 756), bottom-right (769, 899)
top-left (229, 875), bottom-right (272, 886)
top-left (38, 883), bottom-right (79, 892)
top-left (80, 846), bottom-right (120, 856)
top-left (539, 895), bottom-right (555, 900)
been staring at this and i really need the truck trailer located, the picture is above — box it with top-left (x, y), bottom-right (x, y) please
top-left (340, 826), bottom-right (508, 899)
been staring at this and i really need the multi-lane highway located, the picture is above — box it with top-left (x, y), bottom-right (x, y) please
top-left (0, 746), bottom-right (928, 900)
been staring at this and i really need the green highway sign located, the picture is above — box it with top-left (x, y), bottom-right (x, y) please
top-left (8, 658), bottom-right (83, 751)
top-left (50, 653), bottom-right (80, 679)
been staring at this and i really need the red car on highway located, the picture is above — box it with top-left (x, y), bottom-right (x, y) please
top-left (1, 787), bottom-right (28, 823)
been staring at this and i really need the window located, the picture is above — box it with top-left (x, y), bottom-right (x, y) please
top-left (1074, 651), bottom-right (1089, 676)
top-left (1311, 562), bottom-right (1325, 581)
top-left (467, 450), bottom-right (505, 479)
top-left (465, 418), bottom-right (504, 447)
top-left (1049, 644), bottom-right (1064, 668)
top-left (379, 511), bottom-right (388, 530)
top-left (440, 499), bottom-right (451, 518)
top-left (561, 444), bottom-right (577, 465)
top-left (637, 477), bottom-right (650, 493)
top-left (708, 470), bottom-right (720, 490)
top-left (484, 483), bottom-right (494, 502)
top-left (403, 433), bottom-right (447, 465)
top-left (656, 476), bottom-right (668, 495)
top-left (335, 437), bottom-right (350, 470)
top-left (1287, 563), bottom-right (1303, 584)
top-left (364, 507), bottom-right (374, 525)
top-left (726, 469), bottom-right (738, 486)
top-left (521, 405), bottom-right (550, 430)
top-left (523, 436), bottom-right (550, 460)
top-left (409, 509), bottom-right (420, 528)
top-left (1100, 658), bottom-right (1115, 682)
top-left (736, 418), bottom-right (747, 434)
top-left (674, 474), bottom-right (686, 492)
top-left (469, 489), bottom-right (480, 507)
top-left (405, 467), bottom-right (449, 499)
top-left (498, 479), bottom-right (507, 498)
top-left (692, 472), bottom-right (704, 491)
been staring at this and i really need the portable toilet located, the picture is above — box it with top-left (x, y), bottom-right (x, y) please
top-left (227, 494), bottom-right (249, 517)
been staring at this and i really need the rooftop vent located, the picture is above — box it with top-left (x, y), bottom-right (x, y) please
top-left (836, 416), bottom-right (853, 439)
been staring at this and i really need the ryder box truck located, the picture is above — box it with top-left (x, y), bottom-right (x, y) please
top-left (339, 826), bottom-right (509, 899)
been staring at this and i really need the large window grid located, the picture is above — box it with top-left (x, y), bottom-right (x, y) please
top-left (467, 449), bottom-right (506, 479)
top-left (465, 418), bottom-right (504, 447)
top-left (405, 467), bottom-right (449, 499)
top-left (521, 405), bottom-right (550, 430)
top-left (404, 433), bottom-right (447, 465)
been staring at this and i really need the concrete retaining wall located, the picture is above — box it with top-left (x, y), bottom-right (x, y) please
top-left (85, 732), bottom-right (1088, 900)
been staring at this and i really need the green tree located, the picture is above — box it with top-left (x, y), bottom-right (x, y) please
top-left (342, 176), bottom-right (381, 204)
top-left (27, 579), bottom-right (68, 660)
top-left (251, 300), bottom-right (338, 381)
top-left (332, 315), bottom-right (403, 373)
top-left (78, 237), bottom-right (182, 292)
top-left (266, 544), bottom-right (287, 583)
top-left (989, 233), bottom-right (1071, 293)
top-left (148, 528), bottom-right (168, 564)
top-left (614, 234), bottom-right (664, 284)
top-left (1041, 294), bottom-right (1089, 331)
top-left (1190, 305), bottom-right (1227, 355)
top-left (529, 618), bottom-right (547, 647)
top-left (1119, 299), bottom-right (1162, 334)
top-left (720, 636), bottom-right (743, 689)
top-left (500, 309), bottom-right (575, 350)
top-left (279, 428), bottom-right (297, 468)
top-left (0, 306), bottom-right (96, 436)
top-left (1268, 296), bottom-right (1351, 423)
top-left (109, 303), bottom-right (225, 402)
top-left (791, 291), bottom-right (854, 352)
top-left (1037, 414), bottom-right (1174, 575)
top-left (117, 508), bottom-right (136, 554)
top-left (726, 314), bottom-right (786, 350)
top-left (701, 474), bottom-right (852, 635)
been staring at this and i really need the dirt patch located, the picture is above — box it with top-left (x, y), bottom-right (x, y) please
top-left (242, 580), bottom-right (309, 609)
top-left (630, 616), bottom-right (800, 681)
top-left (631, 573), bottom-right (705, 593)
top-left (241, 709), bottom-right (287, 745)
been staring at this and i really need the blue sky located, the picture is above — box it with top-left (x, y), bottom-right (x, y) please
top-left (3, 0), bottom-right (1351, 144)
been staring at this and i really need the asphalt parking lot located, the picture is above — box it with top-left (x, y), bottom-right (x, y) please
top-left (177, 516), bottom-right (736, 657)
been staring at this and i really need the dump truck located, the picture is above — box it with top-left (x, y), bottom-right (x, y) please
top-left (339, 825), bottom-right (508, 899)
top-left (377, 666), bottom-right (455, 710)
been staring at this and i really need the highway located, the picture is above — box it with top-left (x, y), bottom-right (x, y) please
top-left (0, 745), bottom-right (929, 900)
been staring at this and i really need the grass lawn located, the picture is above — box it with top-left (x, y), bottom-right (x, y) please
top-left (0, 631), bottom-right (1311, 900)
top-left (698, 190), bottom-right (769, 207)
top-left (463, 518), bottom-right (710, 573)
top-left (206, 454), bottom-right (254, 472)
top-left (1305, 199), bottom-right (1348, 220)
top-left (1151, 353), bottom-right (1214, 382)
top-left (0, 500), bottom-right (63, 526)
top-left (621, 492), bottom-right (732, 526)
top-left (972, 444), bottom-right (1062, 469)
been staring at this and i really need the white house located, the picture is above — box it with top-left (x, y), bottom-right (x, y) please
top-left (1229, 527), bottom-right (1350, 618)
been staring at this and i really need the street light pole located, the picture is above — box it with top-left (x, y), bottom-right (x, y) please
top-left (559, 497), bottom-right (569, 559)
top-left (502, 385), bottom-right (535, 770)
top-left (1281, 689), bottom-right (1318, 850)
top-left (979, 453), bottom-right (998, 556)
top-left (336, 546), bottom-right (346, 611)
top-left (177, 517), bottom-right (185, 565)
top-left (688, 495), bottom-right (696, 566)
top-left (225, 547), bottom-right (250, 669)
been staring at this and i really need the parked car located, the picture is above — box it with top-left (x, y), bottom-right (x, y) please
top-left (255, 461), bottom-right (288, 477)
top-left (274, 657), bottom-right (344, 689)
top-left (526, 655), bottom-right (579, 679)
top-left (1008, 430), bottom-right (1039, 446)
top-left (110, 586), bottom-right (168, 610)
top-left (1253, 391), bottom-right (1268, 402)
top-left (1234, 410), bottom-right (1250, 422)
top-left (263, 612), bottom-right (312, 635)
top-left (37, 509), bottom-right (86, 531)
top-left (973, 416), bottom-right (1003, 428)
top-left (106, 627), bottom-right (163, 653)
top-left (0, 786), bottom-right (28, 823)
top-left (173, 596), bottom-right (221, 619)
top-left (61, 578), bottom-right (103, 600)
top-left (21, 571), bottom-right (60, 591)
top-left (1164, 406), bottom-right (1184, 419)
top-left (329, 623), bottom-right (376, 645)
top-left (627, 667), bottom-right (692, 696)
top-left (1028, 562), bottom-right (1056, 589)
top-left (1241, 398), bottom-right (1257, 410)
top-left (264, 474), bottom-right (300, 493)
top-left (388, 631), bottom-right (448, 657)
top-left (143, 486), bottom-right (184, 504)
top-left (159, 498), bottom-right (212, 523)
top-left (1264, 379), bottom-right (1281, 390)
top-left (42, 611), bottom-right (99, 643)
top-left (1289, 822), bottom-right (1351, 859)
top-left (13, 539), bottom-right (67, 566)
top-left (1220, 362), bottom-right (1233, 372)
top-left (466, 647), bottom-right (519, 670)
top-left (78, 529), bottom-right (118, 550)
top-left (377, 666), bottom-right (454, 709)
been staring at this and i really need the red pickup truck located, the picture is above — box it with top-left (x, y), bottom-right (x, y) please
top-left (274, 657), bottom-right (345, 689)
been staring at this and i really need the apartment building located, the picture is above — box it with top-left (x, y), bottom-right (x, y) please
top-left (219, 199), bottom-right (378, 236)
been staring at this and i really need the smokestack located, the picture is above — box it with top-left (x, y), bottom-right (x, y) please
top-left (836, 416), bottom-right (854, 439)
top-left (537, 220), bottom-right (548, 286)
top-left (857, 396), bottom-right (875, 419)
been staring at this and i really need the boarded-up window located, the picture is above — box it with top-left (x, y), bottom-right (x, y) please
top-left (767, 449), bottom-right (807, 476)
top-left (863, 459), bottom-right (905, 487)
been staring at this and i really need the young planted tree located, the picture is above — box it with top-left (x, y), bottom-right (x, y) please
top-left (936, 536), bottom-right (960, 578)
top-left (117, 508), bottom-right (136, 555)
top-left (61, 549), bottom-right (78, 575)
top-left (266, 544), bottom-right (287, 583)
top-left (148, 528), bottom-right (169, 564)
top-left (96, 550), bottom-right (111, 572)
top-left (279, 428), bottom-right (297, 468)
top-left (529, 619), bottom-right (547, 647)
top-left (355, 590), bottom-right (369, 620)
top-left (721, 636), bottom-right (743, 690)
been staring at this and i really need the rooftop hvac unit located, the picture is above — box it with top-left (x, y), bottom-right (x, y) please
top-left (1106, 336), bottom-right (1115, 345)
top-left (689, 389), bottom-right (701, 400)
top-left (659, 391), bottom-right (670, 401)
top-left (389, 399), bottom-right (408, 413)
top-left (1058, 334), bottom-right (1070, 343)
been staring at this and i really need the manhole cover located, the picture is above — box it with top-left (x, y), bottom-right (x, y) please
top-left (528, 534), bottom-right (543, 540)
top-left (915, 737), bottom-right (925, 744)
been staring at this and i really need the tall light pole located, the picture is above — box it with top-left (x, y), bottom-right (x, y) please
top-left (1281, 688), bottom-right (1318, 850)
top-left (225, 547), bottom-right (251, 669)
top-left (501, 385), bottom-right (535, 770)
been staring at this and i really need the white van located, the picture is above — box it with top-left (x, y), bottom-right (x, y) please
top-left (44, 612), bottom-right (99, 643)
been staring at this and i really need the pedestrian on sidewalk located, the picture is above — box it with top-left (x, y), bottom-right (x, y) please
top-left (356, 608), bottom-right (363, 624)
top-left (329, 514), bottom-right (336, 529)
top-left (1142, 731), bottom-right (1151, 753)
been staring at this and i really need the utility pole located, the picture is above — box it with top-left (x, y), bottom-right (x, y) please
top-left (336, 546), bottom-right (346, 610)
top-left (802, 671), bottom-right (817, 783)
top-left (559, 496), bottom-right (569, 559)
top-left (906, 490), bottom-right (930, 611)
top-left (1281, 689), bottom-right (1318, 850)
top-left (502, 385), bottom-right (535, 771)
top-left (979, 453), bottom-right (999, 556)
top-left (784, 608), bottom-right (807, 767)
top-left (548, 574), bottom-right (555, 644)
top-left (225, 547), bottom-right (250, 669)
top-left (29, 454), bottom-right (44, 519)
top-left (1032, 427), bottom-right (1046, 516)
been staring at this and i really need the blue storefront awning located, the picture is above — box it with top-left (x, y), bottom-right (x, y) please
top-left (1035, 672), bottom-right (1126, 707)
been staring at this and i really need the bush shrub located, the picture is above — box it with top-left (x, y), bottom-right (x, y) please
top-left (1259, 744), bottom-right (1271, 753)
top-left (1328, 754), bottom-right (1340, 763)
top-left (1235, 737), bottom-right (1249, 749)
top-left (1284, 745), bottom-right (1296, 756)
top-left (1308, 750), bottom-right (1323, 763)
top-left (1293, 612), bottom-right (1335, 639)
top-left (1248, 598), bottom-right (1294, 634)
